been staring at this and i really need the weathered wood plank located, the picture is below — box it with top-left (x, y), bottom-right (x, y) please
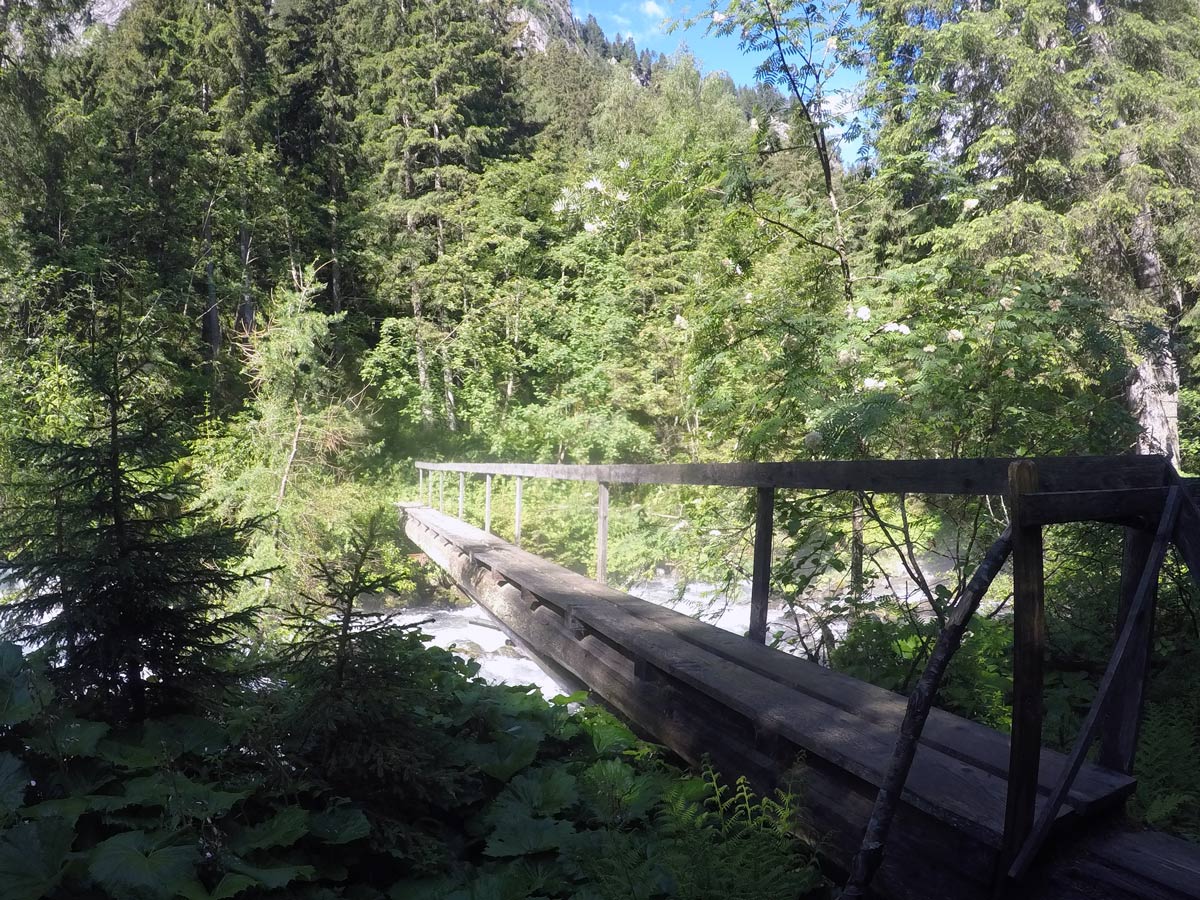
top-left (749, 486), bottom-right (774, 644)
top-left (1008, 488), bottom-right (1182, 882)
top-left (484, 474), bottom-right (492, 533)
top-left (408, 509), bottom-right (1068, 847)
top-left (1019, 487), bottom-right (1170, 526)
top-left (407, 505), bottom-right (1134, 813)
top-left (1099, 526), bottom-right (1159, 774)
top-left (1002, 461), bottom-right (1047, 874)
top-left (842, 527), bottom-right (1013, 899)
top-left (414, 455), bottom-right (1167, 495)
top-left (596, 482), bottom-right (609, 585)
top-left (403, 507), bottom-right (1200, 900)
top-left (1166, 466), bottom-right (1200, 589)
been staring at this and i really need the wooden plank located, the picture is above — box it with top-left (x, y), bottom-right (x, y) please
top-left (1008, 488), bottom-right (1182, 882)
top-left (597, 483), bottom-right (609, 584)
top-left (404, 507), bottom-right (1200, 900)
top-left (407, 511), bottom-right (1064, 846)
top-left (749, 486), bottom-right (774, 644)
top-left (1069, 829), bottom-right (1200, 898)
top-left (514, 476), bottom-right (523, 546)
top-left (842, 528), bottom-right (1013, 899)
top-left (1002, 461), bottom-right (1047, 874)
top-left (1166, 465), bottom-right (1200, 589)
top-left (1099, 526), bottom-right (1158, 773)
top-left (405, 505), bottom-right (1134, 813)
top-left (1019, 487), bottom-right (1169, 526)
top-left (484, 474), bottom-right (492, 533)
top-left (414, 455), bottom-right (1166, 495)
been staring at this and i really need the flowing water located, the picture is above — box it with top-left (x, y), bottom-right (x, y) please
top-left (394, 576), bottom-right (854, 698)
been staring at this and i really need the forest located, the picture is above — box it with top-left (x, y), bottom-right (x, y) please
top-left (0, 0), bottom-right (1198, 896)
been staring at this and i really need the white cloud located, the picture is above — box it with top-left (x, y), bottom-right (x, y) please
top-left (640, 0), bottom-right (666, 18)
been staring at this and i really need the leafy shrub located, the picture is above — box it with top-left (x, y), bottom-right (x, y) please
top-left (0, 627), bottom-right (826, 899)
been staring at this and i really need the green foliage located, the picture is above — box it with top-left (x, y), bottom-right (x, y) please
top-left (0, 305), bottom-right (260, 720)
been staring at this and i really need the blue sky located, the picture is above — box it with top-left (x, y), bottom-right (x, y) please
top-left (573, 0), bottom-right (763, 85)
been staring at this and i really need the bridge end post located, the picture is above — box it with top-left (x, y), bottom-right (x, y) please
top-left (1098, 526), bottom-right (1158, 774)
top-left (749, 486), bottom-right (775, 644)
top-left (485, 474), bottom-right (492, 533)
top-left (458, 473), bottom-right (465, 519)
top-left (515, 477), bottom-right (523, 546)
top-left (1000, 461), bottom-right (1045, 879)
top-left (597, 482), bottom-right (609, 584)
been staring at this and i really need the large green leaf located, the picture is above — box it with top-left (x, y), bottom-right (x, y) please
top-left (483, 814), bottom-right (575, 858)
top-left (0, 644), bottom-right (36, 726)
top-left (88, 831), bottom-right (198, 899)
top-left (225, 856), bottom-right (315, 890)
top-left (178, 873), bottom-right (258, 900)
top-left (310, 805), bottom-right (370, 844)
top-left (144, 715), bottom-right (229, 758)
top-left (477, 737), bottom-right (541, 783)
top-left (0, 752), bottom-right (30, 815)
top-left (0, 817), bottom-right (74, 900)
top-left (229, 807), bottom-right (309, 854)
top-left (121, 772), bottom-right (247, 819)
top-left (25, 714), bottom-right (109, 759)
top-left (486, 767), bottom-right (578, 828)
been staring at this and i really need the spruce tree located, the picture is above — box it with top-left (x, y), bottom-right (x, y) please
top-left (861, 0), bottom-right (1200, 465)
top-left (0, 300), bottom-right (260, 720)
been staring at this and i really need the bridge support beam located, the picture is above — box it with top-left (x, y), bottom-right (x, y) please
top-left (749, 486), bottom-right (774, 644)
top-left (597, 483), bottom-right (609, 584)
top-left (1099, 525), bottom-right (1158, 774)
top-left (1001, 461), bottom-right (1046, 877)
top-left (515, 477), bottom-right (523, 546)
top-left (485, 474), bottom-right (492, 533)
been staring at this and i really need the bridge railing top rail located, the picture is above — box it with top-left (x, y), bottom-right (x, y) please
top-left (414, 455), bottom-right (1171, 496)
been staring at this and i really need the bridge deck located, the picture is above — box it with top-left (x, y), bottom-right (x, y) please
top-left (401, 504), bottom-right (1199, 900)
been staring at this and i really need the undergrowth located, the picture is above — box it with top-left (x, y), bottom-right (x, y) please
top-left (0, 636), bottom-right (826, 899)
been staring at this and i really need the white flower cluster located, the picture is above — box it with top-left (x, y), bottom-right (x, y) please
top-left (947, 328), bottom-right (964, 342)
top-left (862, 377), bottom-right (888, 390)
top-left (882, 321), bottom-right (910, 335)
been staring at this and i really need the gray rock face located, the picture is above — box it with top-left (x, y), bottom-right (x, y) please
top-left (509, 0), bottom-right (577, 53)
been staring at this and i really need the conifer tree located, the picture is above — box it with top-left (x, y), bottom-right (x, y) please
top-left (0, 299), bottom-right (260, 720)
top-left (862, 0), bottom-right (1200, 465)
top-left (353, 0), bottom-right (517, 430)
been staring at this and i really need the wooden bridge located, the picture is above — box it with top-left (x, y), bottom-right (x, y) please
top-left (401, 455), bottom-right (1200, 899)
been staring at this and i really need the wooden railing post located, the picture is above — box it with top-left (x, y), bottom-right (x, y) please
top-left (1001, 461), bottom-right (1045, 875)
top-left (458, 473), bottom-right (465, 519)
top-left (749, 486), bottom-right (775, 644)
top-left (514, 477), bottom-right (523, 546)
top-left (418, 468), bottom-right (424, 502)
top-left (484, 474), bottom-right (492, 533)
top-left (597, 482), bottom-right (609, 584)
top-left (1099, 525), bottom-right (1158, 774)
top-left (439, 471), bottom-right (445, 511)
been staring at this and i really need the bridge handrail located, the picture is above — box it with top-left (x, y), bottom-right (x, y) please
top-left (414, 455), bottom-right (1169, 496)
top-left (409, 452), bottom-right (1200, 883)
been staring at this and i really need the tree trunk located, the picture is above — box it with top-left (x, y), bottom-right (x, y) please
top-left (202, 198), bottom-right (220, 361)
top-left (411, 284), bottom-right (433, 424)
top-left (1088, 2), bottom-right (1182, 468)
top-left (236, 219), bottom-right (254, 334)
